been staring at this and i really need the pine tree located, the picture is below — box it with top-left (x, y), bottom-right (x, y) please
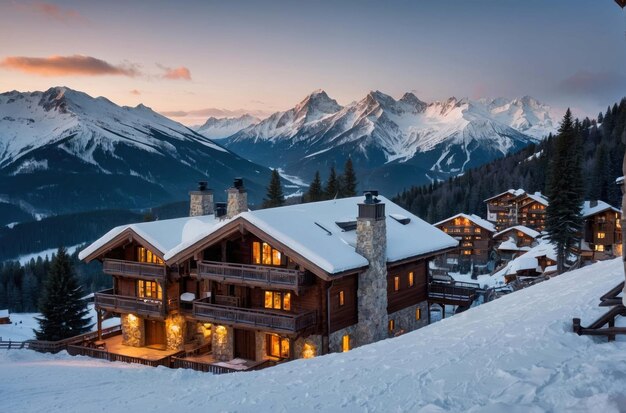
top-left (305, 171), bottom-right (324, 202)
top-left (341, 158), bottom-right (357, 197)
top-left (35, 247), bottom-right (92, 341)
top-left (262, 169), bottom-right (285, 208)
top-left (545, 109), bottom-right (584, 273)
top-left (325, 165), bottom-right (340, 199)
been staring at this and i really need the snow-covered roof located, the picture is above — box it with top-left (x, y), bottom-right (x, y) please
top-left (493, 225), bottom-right (540, 239)
top-left (0, 309), bottom-right (9, 318)
top-left (493, 239), bottom-right (557, 277)
top-left (483, 188), bottom-right (525, 202)
top-left (78, 215), bottom-right (220, 260)
top-left (520, 191), bottom-right (548, 206)
top-left (581, 200), bottom-right (620, 218)
top-left (434, 213), bottom-right (496, 233)
top-left (82, 196), bottom-right (458, 276)
top-left (497, 238), bottom-right (528, 252)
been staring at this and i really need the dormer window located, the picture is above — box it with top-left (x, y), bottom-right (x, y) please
top-left (137, 247), bottom-right (163, 265)
top-left (253, 241), bottom-right (284, 266)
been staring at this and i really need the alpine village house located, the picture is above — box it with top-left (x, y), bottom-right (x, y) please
top-left (79, 180), bottom-right (457, 370)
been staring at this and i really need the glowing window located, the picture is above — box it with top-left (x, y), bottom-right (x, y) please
top-left (339, 290), bottom-right (345, 306)
top-left (264, 291), bottom-right (291, 311)
top-left (595, 244), bottom-right (605, 252)
top-left (474, 228), bottom-right (481, 234)
top-left (388, 319), bottom-right (395, 332)
top-left (408, 272), bottom-right (414, 287)
top-left (462, 250), bottom-right (472, 255)
top-left (252, 242), bottom-right (261, 264)
top-left (394, 276), bottom-right (400, 291)
top-left (137, 280), bottom-right (162, 300)
top-left (137, 247), bottom-right (163, 264)
top-left (272, 249), bottom-right (282, 265)
top-left (262, 243), bottom-right (272, 265)
top-left (342, 335), bottom-right (350, 352)
top-left (464, 228), bottom-right (471, 233)
top-left (267, 334), bottom-right (290, 359)
top-left (415, 308), bottom-right (421, 321)
top-left (597, 232), bottom-right (606, 239)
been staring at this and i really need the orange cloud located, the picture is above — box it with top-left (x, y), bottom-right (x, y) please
top-left (162, 66), bottom-right (192, 81)
top-left (129, 89), bottom-right (141, 95)
top-left (33, 2), bottom-right (84, 22)
top-left (0, 55), bottom-right (140, 77)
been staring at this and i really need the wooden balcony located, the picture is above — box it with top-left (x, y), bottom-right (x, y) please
top-left (95, 289), bottom-right (165, 318)
top-left (197, 261), bottom-right (305, 292)
top-left (428, 282), bottom-right (478, 307)
top-left (192, 300), bottom-right (316, 334)
top-left (103, 259), bottom-right (166, 280)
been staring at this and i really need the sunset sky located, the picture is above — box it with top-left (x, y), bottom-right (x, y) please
top-left (1, 0), bottom-right (625, 124)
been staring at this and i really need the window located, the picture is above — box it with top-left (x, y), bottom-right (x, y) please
top-left (595, 244), bottom-right (605, 252)
top-left (597, 232), bottom-right (606, 239)
top-left (443, 227), bottom-right (448, 233)
top-left (267, 334), bottom-right (290, 358)
top-left (474, 228), bottom-right (481, 234)
top-left (462, 250), bottom-right (472, 255)
top-left (138, 280), bottom-right (162, 300)
top-left (415, 307), bottom-right (421, 321)
top-left (394, 276), bottom-right (400, 291)
top-left (388, 319), bottom-right (395, 332)
top-left (252, 241), bottom-right (284, 266)
top-left (474, 249), bottom-right (481, 255)
top-left (464, 228), bottom-right (471, 234)
top-left (339, 290), bottom-right (345, 306)
top-left (342, 335), bottom-right (350, 352)
top-left (408, 272), bottom-right (414, 288)
top-left (264, 291), bottom-right (291, 311)
top-left (137, 247), bottom-right (163, 264)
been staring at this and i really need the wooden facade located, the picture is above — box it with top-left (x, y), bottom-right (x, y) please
top-left (517, 196), bottom-right (547, 232)
top-left (485, 191), bottom-right (520, 231)
top-left (584, 207), bottom-right (622, 260)
top-left (436, 216), bottom-right (494, 266)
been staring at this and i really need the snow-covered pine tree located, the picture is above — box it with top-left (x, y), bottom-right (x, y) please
top-left (545, 108), bottom-right (584, 273)
top-left (35, 247), bottom-right (92, 341)
top-left (262, 169), bottom-right (285, 209)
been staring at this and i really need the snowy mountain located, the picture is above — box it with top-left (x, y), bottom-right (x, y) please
top-left (224, 90), bottom-right (555, 194)
top-left (193, 114), bottom-right (260, 140)
top-left (0, 87), bottom-right (273, 218)
top-left (2, 258), bottom-right (624, 412)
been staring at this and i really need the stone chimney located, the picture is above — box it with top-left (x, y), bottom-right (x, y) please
top-left (354, 191), bottom-right (388, 346)
top-left (189, 181), bottom-right (214, 217)
top-left (226, 178), bottom-right (247, 218)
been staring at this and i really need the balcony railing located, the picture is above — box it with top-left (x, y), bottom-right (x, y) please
top-left (95, 289), bottom-right (165, 317)
top-left (192, 300), bottom-right (316, 333)
top-left (103, 259), bottom-right (166, 280)
top-left (197, 261), bottom-right (305, 291)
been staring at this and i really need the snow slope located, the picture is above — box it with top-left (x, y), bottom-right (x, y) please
top-left (194, 115), bottom-right (260, 139)
top-left (1, 259), bottom-right (625, 412)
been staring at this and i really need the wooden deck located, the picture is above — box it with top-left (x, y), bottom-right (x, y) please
top-left (192, 299), bottom-right (317, 333)
top-left (103, 259), bottom-right (166, 280)
top-left (95, 289), bottom-right (166, 318)
top-left (428, 282), bottom-right (478, 307)
top-left (197, 260), bottom-right (305, 292)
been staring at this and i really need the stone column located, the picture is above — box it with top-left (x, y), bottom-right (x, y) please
top-left (165, 314), bottom-right (186, 351)
top-left (212, 325), bottom-right (234, 361)
top-left (189, 181), bottom-right (214, 217)
top-left (354, 193), bottom-right (389, 346)
top-left (227, 178), bottom-right (248, 218)
top-left (121, 314), bottom-right (144, 347)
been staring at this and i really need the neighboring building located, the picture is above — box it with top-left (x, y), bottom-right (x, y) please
top-left (516, 192), bottom-right (548, 231)
top-left (493, 225), bottom-right (540, 262)
top-left (492, 241), bottom-right (557, 284)
top-left (582, 200), bottom-right (622, 260)
top-left (80, 181), bottom-right (457, 367)
top-left (0, 309), bottom-right (10, 325)
top-left (485, 189), bottom-right (525, 231)
top-left (434, 213), bottom-right (496, 267)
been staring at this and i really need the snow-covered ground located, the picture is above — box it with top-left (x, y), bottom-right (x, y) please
top-left (12, 243), bottom-right (83, 265)
top-left (1, 259), bottom-right (625, 412)
top-left (0, 304), bottom-right (118, 342)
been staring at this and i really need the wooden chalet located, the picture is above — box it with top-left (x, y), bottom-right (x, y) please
top-left (485, 189), bottom-right (525, 231)
top-left (434, 213), bottom-right (496, 267)
top-left (516, 192), bottom-right (548, 232)
top-left (492, 241), bottom-right (557, 284)
top-left (0, 309), bottom-right (10, 325)
top-left (582, 200), bottom-right (622, 260)
top-left (492, 225), bottom-right (539, 262)
top-left (80, 181), bottom-right (457, 369)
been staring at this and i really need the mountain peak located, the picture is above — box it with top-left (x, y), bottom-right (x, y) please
top-left (399, 92), bottom-right (427, 112)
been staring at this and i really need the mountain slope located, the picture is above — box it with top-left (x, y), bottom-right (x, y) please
top-left (224, 91), bottom-right (554, 194)
top-left (193, 114), bottom-right (260, 140)
top-left (0, 87), bottom-right (273, 218)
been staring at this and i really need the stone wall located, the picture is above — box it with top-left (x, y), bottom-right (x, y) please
top-left (354, 215), bottom-right (389, 347)
top-left (189, 191), bottom-right (214, 217)
top-left (329, 325), bottom-right (359, 353)
top-left (212, 325), bottom-right (233, 361)
top-left (227, 188), bottom-right (247, 218)
top-left (293, 335), bottom-right (323, 359)
top-left (255, 331), bottom-right (266, 362)
top-left (388, 301), bottom-right (429, 336)
top-left (165, 314), bottom-right (186, 351)
top-left (121, 314), bottom-right (144, 347)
